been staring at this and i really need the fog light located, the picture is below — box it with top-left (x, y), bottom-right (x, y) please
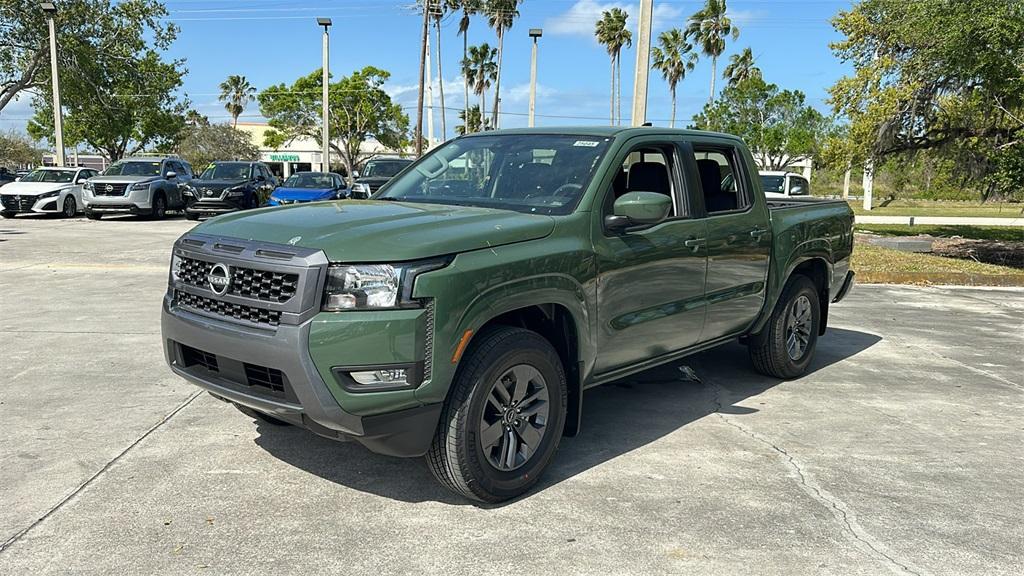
top-left (350, 369), bottom-right (408, 386)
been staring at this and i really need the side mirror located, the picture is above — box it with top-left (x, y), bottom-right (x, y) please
top-left (791, 185), bottom-right (806, 196)
top-left (256, 174), bottom-right (266, 182)
top-left (605, 191), bottom-right (672, 230)
top-left (352, 171), bottom-right (360, 179)
top-left (166, 171), bottom-right (177, 180)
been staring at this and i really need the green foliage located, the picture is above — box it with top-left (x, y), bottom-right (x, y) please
top-left (172, 124), bottom-right (259, 171)
top-left (0, 130), bottom-right (43, 167)
top-left (258, 66), bottom-right (409, 183)
top-left (0, 0), bottom-right (177, 113)
top-left (219, 75), bottom-right (256, 128)
top-left (692, 77), bottom-right (828, 171)
top-left (685, 0), bottom-right (739, 99)
top-left (651, 29), bottom-right (697, 128)
top-left (456, 105), bottom-right (489, 135)
top-left (827, 0), bottom-right (1024, 200)
top-left (462, 44), bottom-right (498, 124)
top-left (595, 8), bottom-right (632, 125)
top-left (28, 49), bottom-right (187, 162)
top-left (723, 47), bottom-right (761, 87)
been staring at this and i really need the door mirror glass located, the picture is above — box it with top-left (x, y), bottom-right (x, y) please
top-left (611, 191), bottom-right (672, 227)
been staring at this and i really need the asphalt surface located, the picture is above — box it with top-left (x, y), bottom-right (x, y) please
top-left (1, 214), bottom-right (1022, 575)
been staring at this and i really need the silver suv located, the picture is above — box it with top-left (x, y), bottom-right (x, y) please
top-left (83, 155), bottom-right (193, 220)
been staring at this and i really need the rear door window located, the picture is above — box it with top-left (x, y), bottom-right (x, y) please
top-left (691, 147), bottom-right (750, 214)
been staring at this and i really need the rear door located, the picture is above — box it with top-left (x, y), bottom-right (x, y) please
top-left (685, 140), bottom-right (771, 339)
top-left (593, 136), bottom-right (708, 373)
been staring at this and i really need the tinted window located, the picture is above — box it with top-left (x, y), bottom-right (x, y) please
top-left (607, 147), bottom-right (679, 217)
top-left (692, 148), bottom-right (747, 213)
top-left (379, 134), bottom-right (611, 215)
top-left (363, 160), bottom-right (412, 178)
top-left (760, 175), bottom-right (785, 193)
top-left (790, 177), bottom-right (809, 196)
top-left (103, 161), bottom-right (161, 176)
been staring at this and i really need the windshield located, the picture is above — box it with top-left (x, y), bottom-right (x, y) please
top-left (378, 134), bottom-right (611, 215)
top-left (363, 160), bottom-right (410, 178)
top-left (19, 169), bottom-right (77, 183)
top-left (200, 163), bottom-right (250, 181)
top-left (283, 172), bottom-right (336, 189)
top-left (103, 161), bottom-right (161, 177)
top-left (760, 175), bottom-right (786, 193)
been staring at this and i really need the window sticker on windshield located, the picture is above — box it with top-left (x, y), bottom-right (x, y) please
top-left (573, 140), bottom-right (600, 147)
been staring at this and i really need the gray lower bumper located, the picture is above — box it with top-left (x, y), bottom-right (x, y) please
top-left (161, 296), bottom-right (440, 457)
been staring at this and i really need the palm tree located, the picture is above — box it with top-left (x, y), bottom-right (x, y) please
top-left (456, 104), bottom-right (489, 135)
top-left (485, 0), bottom-right (521, 129)
top-left (595, 8), bottom-right (632, 125)
top-left (451, 0), bottom-right (481, 126)
top-left (218, 75), bottom-right (256, 128)
top-left (462, 43), bottom-right (498, 127)
top-left (685, 0), bottom-right (739, 102)
top-left (651, 29), bottom-right (698, 128)
top-left (723, 47), bottom-right (761, 87)
top-left (430, 1), bottom-right (449, 141)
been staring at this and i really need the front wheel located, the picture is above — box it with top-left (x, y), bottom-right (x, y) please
top-left (0, 211), bottom-right (15, 219)
top-left (62, 195), bottom-right (77, 218)
top-left (748, 274), bottom-right (820, 379)
top-left (85, 211), bottom-right (102, 220)
top-left (149, 194), bottom-right (166, 220)
top-left (426, 326), bottom-right (567, 503)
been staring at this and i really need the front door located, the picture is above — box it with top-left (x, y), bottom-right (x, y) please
top-left (593, 139), bottom-right (708, 374)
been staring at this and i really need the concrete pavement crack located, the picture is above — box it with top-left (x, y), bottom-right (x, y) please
top-left (0, 390), bottom-right (202, 554)
top-left (703, 375), bottom-right (929, 576)
top-left (887, 335), bottom-right (1024, 393)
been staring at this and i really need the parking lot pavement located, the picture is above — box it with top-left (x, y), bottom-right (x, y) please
top-left (1, 215), bottom-right (1022, 575)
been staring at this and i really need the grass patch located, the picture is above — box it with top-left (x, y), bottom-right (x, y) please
top-left (847, 200), bottom-right (1023, 218)
top-left (852, 244), bottom-right (1024, 285)
top-left (855, 224), bottom-right (1024, 242)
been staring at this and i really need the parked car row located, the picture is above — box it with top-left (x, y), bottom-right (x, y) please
top-left (0, 155), bottom-right (413, 220)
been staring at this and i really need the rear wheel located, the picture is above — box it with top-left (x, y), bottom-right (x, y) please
top-left (748, 274), bottom-right (820, 379)
top-left (426, 326), bottom-right (567, 503)
top-left (62, 195), bottom-right (77, 218)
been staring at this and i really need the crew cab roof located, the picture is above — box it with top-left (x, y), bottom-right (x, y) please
top-left (459, 126), bottom-right (745, 143)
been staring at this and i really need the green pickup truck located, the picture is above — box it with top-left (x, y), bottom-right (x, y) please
top-left (161, 127), bottom-right (854, 502)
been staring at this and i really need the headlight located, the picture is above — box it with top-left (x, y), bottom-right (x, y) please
top-left (84, 181), bottom-right (94, 191)
top-left (322, 259), bottom-right (449, 312)
top-left (182, 186), bottom-right (195, 197)
top-left (170, 253), bottom-right (182, 283)
top-left (130, 181), bottom-right (150, 191)
top-left (38, 190), bottom-right (60, 199)
top-left (269, 196), bottom-right (281, 203)
top-left (225, 186), bottom-right (246, 197)
top-left (352, 183), bottom-right (369, 197)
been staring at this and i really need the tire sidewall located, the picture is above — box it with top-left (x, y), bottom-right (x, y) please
top-left (773, 277), bottom-right (820, 375)
top-left (458, 334), bottom-right (566, 500)
top-left (63, 195), bottom-right (76, 217)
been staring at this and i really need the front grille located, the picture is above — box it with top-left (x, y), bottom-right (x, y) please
top-left (95, 183), bottom-right (129, 196)
top-left (174, 289), bottom-right (281, 327)
top-left (1, 195), bottom-right (34, 211)
top-left (180, 344), bottom-right (219, 372)
top-left (177, 256), bottom-right (299, 303)
top-left (244, 363), bottom-right (286, 395)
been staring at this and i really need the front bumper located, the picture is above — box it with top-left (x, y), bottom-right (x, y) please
top-left (185, 198), bottom-right (245, 215)
top-left (1, 194), bottom-right (60, 213)
top-left (161, 297), bottom-right (441, 457)
top-left (84, 187), bottom-right (152, 211)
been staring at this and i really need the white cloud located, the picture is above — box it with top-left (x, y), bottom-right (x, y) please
top-left (728, 9), bottom-right (763, 28)
top-left (545, 0), bottom-right (684, 39)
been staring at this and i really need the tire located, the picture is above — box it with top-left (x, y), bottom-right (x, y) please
top-left (185, 211), bottom-right (200, 221)
top-left (235, 404), bottom-right (292, 426)
top-left (1, 211), bottom-right (15, 219)
top-left (748, 274), bottom-right (821, 379)
top-left (149, 194), bottom-right (166, 220)
top-left (62, 195), bottom-right (77, 218)
top-left (86, 211), bottom-right (102, 220)
top-left (426, 326), bottom-right (567, 503)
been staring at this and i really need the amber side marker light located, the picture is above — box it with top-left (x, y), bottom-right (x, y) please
top-left (452, 330), bottom-right (474, 364)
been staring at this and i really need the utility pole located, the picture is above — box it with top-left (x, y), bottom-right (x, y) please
top-left (415, 3), bottom-right (430, 156)
top-left (528, 29), bottom-right (543, 128)
top-left (317, 18), bottom-right (332, 173)
top-left (630, 0), bottom-right (653, 127)
top-left (41, 2), bottom-right (64, 166)
top-left (426, 32), bottom-right (434, 148)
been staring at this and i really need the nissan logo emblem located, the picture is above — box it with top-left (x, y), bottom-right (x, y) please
top-left (207, 263), bottom-right (231, 295)
top-left (104, 184), bottom-right (113, 193)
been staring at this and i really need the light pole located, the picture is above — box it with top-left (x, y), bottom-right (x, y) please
top-left (630, 0), bottom-right (653, 126)
top-left (40, 1), bottom-right (65, 166)
top-left (317, 17), bottom-right (332, 173)
top-left (528, 29), bottom-right (543, 128)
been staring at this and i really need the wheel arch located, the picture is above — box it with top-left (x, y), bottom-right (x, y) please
top-left (753, 246), bottom-right (833, 337)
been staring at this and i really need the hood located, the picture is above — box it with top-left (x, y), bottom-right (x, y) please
top-left (192, 179), bottom-right (247, 190)
top-left (272, 187), bottom-right (337, 201)
top-left (0, 182), bottom-right (73, 196)
top-left (193, 200), bottom-right (555, 262)
top-left (89, 175), bottom-right (157, 184)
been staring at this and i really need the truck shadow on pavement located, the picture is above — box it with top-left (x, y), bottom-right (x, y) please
top-left (252, 327), bottom-right (881, 506)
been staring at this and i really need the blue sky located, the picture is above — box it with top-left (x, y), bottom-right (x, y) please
top-left (1, 0), bottom-right (856, 139)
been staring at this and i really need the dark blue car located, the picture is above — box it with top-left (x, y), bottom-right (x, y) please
top-left (266, 172), bottom-right (349, 206)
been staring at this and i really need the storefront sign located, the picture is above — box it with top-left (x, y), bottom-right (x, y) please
top-left (269, 153), bottom-right (300, 162)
